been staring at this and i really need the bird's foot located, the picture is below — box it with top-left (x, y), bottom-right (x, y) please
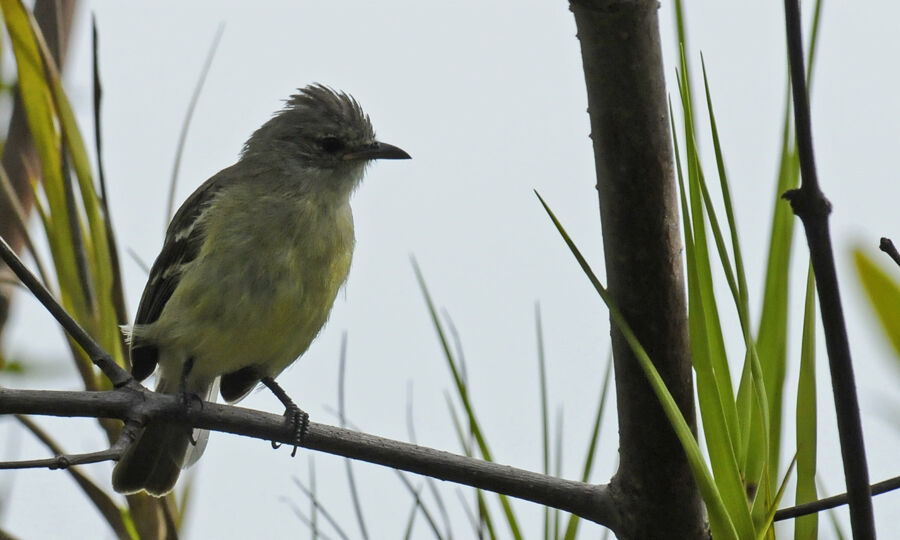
top-left (261, 377), bottom-right (309, 456)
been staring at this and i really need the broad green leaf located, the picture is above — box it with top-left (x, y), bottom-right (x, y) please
top-left (1, 0), bottom-right (84, 318)
top-left (854, 249), bottom-right (900, 359)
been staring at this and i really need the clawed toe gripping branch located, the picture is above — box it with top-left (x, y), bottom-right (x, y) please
top-left (262, 376), bottom-right (309, 456)
top-left (0, 232), bottom-right (623, 531)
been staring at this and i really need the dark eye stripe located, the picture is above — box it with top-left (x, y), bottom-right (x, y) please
top-left (319, 136), bottom-right (345, 153)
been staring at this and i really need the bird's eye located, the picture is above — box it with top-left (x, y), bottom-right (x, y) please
top-left (319, 136), bottom-right (345, 153)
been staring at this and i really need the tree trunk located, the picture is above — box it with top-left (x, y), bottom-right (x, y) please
top-left (570, 1), bottom-right (706, 537)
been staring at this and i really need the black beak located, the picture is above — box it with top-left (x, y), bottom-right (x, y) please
top-left (343, 141), bottom-right (411, 161)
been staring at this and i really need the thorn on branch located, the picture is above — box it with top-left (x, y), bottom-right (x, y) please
top-left (879, 237), bottom-right (900, 269)
top-left (781, 187), bottom-right (832, 221)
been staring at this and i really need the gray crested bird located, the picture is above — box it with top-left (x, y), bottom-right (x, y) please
top-left (112, 84), bottom-right (410, 496)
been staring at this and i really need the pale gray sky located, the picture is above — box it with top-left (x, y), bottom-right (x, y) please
top-left (2, 1), bottom-right (899, 538)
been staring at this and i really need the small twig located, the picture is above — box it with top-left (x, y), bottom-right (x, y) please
top-left (13, 414), bottom-right (134, 540)
top-left (0, 433), bottom-right (126, 469)
top-left (879, 237), bottom-right (900, 269)
top-left (776, 474), bottom-right (900, 521)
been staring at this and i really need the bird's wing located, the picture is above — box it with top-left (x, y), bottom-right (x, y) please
top-left (130, 173), bottom-right (231, 381)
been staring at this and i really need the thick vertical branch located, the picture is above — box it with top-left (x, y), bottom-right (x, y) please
top-left (569, 1), bottom-right (704, 538)
top-left (781, 0), bottom-right (875, 537)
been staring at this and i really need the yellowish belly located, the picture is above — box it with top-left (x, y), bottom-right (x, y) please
top-left (150, 211), bottom-right (354, 384)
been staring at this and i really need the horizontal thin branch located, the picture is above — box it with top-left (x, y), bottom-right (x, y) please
top-left (14, 413), bottom-right (134, 540)
top-left (775, 474), bottom-right (900, 521)
top-left (0, 432), bottom-right (127, 469)
top-left (0, 385), bottom-right (620, 532)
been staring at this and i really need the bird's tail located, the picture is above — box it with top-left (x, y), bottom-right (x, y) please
top-left (112, 375), bottom-right (215, 497)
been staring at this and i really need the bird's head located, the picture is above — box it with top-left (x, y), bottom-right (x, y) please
top-left (242, 84), bottom-right (410, 172)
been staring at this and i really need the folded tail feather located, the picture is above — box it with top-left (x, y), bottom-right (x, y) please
top-left (112, 375), bottom-right (216, 496)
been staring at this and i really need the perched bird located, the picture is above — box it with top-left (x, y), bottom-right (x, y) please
top-left (112, 84), bottom-right (410, 496)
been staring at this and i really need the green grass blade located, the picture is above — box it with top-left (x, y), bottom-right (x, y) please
top-left (553, 406), bottom-right (563, 539)
top-left (755, 82), bottom-right (798, 490)
top-left (816, 477), bottom-right (847, 540)
top-left (166, 24), bottom-right (224, 223)
top-left (756, 0), bottom-right (824, 488)
top-left (32, 11), bottom-right (123, 370)
top-left (537, 192), bottom-right (741, 540)
top-left (1, 0), bottom-right (84, 316)
top-left (562, 354), bottom-right (613, 540)
top-left (696, 57), bottom-right (773, 511)
top-left (0, 164), bottom-right (52, 285)
top-left (414, 260), bottom-right (522, 540)
top-left (854, 249), bottom-right (900, 359)
top-left (700, 54), bottom-right (751, 333)
top-left (675, 56), bottom-right (754, 534)
top-left (795, 265), bottom-right (818, 540)
top-left (674, 99), bottom-right (751, 531)
top-left (676, 53), bottom-right (742, 465)
top-left (402, 496), bottom-right (419, 540)
top-left (758, 453), bottom-right (797, 540)
top-left (445, 395), bottom-right (498, 539)
top-left (806, 0), bottom-right (825, 90)
top-left (535, 304), bottom-right (551, 540)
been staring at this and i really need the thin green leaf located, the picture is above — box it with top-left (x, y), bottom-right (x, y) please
top-left (0, 163), bottom-right (51, 285)
top-left (291, 478), bottom-right (350, 540)
top-left (552, 406), bottom-right (563, 539)
top-left (562, 354), bottom-right (613, 540)
top-left (817, 477), bottom-right (847, 540)
top-left (443, 385), bottom-right (494, 536)
top-left (675, 57), bottom-right (752, 535)
top-left (758, 454), bottom-right (798, 540)
top-left (535, 304), bottom-right (551, 540)
top-left (795, 265), bottom-right (818, 540)
top-left (536, 192), bottom-right (740, 540)
top-left (414, 260), bottom-right (522, 540)
top-left (31, 9), bottom-right (123, 369)
top-left (402, 494), bottom-right (419, 540)
top-left (700, 54), bottom-right (751, 334)
top-left (1, 0), bottom-right (88, 325)
top-left (166, 23), bottom-right (224, 223)
top-left (854, 249), bottom-right (900, 359)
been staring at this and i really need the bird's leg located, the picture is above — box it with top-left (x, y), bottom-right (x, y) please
top-left (260, 377), bottom-right (308, 457)
top-left (178, 357), bottom-right (202, 446)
